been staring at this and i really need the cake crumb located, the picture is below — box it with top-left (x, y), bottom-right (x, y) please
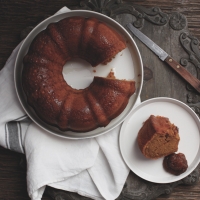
top-left (107, 68), bottom-right (116, 79)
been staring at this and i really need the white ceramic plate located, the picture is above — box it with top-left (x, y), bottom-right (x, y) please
top-left (14, 10), bottom-right (143, 139)
top-left (119, 97), bottom-right (200, 183)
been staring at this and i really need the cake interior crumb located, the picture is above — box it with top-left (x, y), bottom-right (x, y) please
top-left (107, 68), bottom-right (116, 79)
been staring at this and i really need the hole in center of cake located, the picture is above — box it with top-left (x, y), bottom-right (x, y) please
top-left (62, 58), bottom-right (94, 89)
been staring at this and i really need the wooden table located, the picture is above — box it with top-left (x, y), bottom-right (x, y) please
top-left (1, 0), bottom-right (200, 199)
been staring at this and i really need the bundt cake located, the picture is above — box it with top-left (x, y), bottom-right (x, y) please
top-left (137, 115), bottom-right (180, 159)
top-left (22, 16), bottom-right (136, 132)
top-left (163, 153), bottom-right (188, 175)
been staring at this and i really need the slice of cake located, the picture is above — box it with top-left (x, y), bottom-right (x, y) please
top-left (137, 115), bottom-right (180, 159)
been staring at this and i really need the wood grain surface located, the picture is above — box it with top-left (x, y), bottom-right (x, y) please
top-left (1, 0), bottom-right (200, 200)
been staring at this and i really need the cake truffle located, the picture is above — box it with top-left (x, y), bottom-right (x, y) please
top-left (163, 153), bottom-right (188, 175)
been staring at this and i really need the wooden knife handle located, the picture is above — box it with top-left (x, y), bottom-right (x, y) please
top-left (165, 56), bottom-right (200, 93)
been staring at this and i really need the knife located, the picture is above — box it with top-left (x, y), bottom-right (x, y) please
top-left (127, 23), bottom-right (200, 93)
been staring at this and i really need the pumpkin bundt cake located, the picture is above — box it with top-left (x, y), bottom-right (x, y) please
top-left (137, 115), bottom-right (180, 159)
top-left (22, 16), bottom-right (136, 132)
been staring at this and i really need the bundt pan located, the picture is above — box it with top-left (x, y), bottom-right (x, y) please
top-left (14, 10), bottom-right (143, 139)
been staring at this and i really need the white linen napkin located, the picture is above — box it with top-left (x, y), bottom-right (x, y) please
top-left (0, 7), bottom-right (139, 200)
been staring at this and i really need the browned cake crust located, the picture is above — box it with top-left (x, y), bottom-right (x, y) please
top-left (137, 115), bottom-right (180, 159)
top-left (22, 16), bottom-right (135, 132)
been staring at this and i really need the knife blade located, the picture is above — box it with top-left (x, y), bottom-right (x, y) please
top-left (127, 23), bottom-right (200, 93)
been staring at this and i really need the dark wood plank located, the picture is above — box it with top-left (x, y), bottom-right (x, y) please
top-left (131, 0), bottom-right (200, 38)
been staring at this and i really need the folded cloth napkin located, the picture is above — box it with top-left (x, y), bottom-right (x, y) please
top-left (0, 7), bottom-right (139, 200)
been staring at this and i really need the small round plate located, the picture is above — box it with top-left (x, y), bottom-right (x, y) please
top-left (119, 97), bottom-right (200, 183)
top-left (14, 10), bottom-right (143, 139)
